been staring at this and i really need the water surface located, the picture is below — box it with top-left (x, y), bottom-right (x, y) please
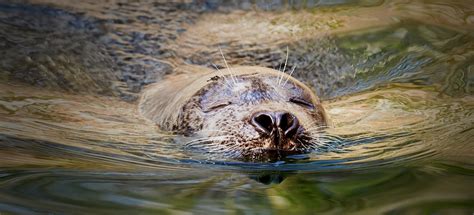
top-left (0, 0), bottom-right (473, 214)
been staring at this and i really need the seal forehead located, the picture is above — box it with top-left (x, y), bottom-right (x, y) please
top-left (237, 76), bottom-right (274, 102)
top-left (199, 72), bottom-right (314, 109)
top-left (195, 76), bottom-right (265, 112)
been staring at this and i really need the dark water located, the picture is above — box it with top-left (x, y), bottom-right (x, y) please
top-left (0, 0), bottom-right (473, 214)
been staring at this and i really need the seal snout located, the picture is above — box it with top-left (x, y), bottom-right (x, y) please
top-left (251, 111), bottom-right (301, 148)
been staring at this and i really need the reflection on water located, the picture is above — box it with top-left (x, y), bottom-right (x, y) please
top-left (0, 0), bottom-right (473, 214)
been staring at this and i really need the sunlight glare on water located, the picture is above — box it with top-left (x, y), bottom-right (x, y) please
top-left (0, 0), bottom-right (473, 214)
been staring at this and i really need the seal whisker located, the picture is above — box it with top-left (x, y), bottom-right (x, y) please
top-left (305, 124), bottom-right (329, 132)
top-left (212, 63), bottom-right (233, 90)
top-left (206, 142), bottom-right (241, 157)
top-left (282, 65), bottom-right (297, 86)
top-left (220, 142), bottom-right (245, 157)
top-left (278, 46), bottom-right (289, 86)
top-left (184, 136), bottom-right (232, 147)
top-left (218, 47), bottom-right (237, 85)
top-left (184, 134), bottom-right (239, 153)
top-left (296, 139), bottom-right (309, 151)
top-left (306, 134), bottom-right (339, 151)
top-left (186, 141), bottom-right (231, 151)
top-left (221, 146), bottom-right (242, 158)
top-left (313, 133), bottom-right (344, 142)
top-left (303, 138), bottom-right (318, 150)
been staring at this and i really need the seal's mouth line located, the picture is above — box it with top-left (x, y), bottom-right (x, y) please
top-left (251, 137), bottom-right (310, 152)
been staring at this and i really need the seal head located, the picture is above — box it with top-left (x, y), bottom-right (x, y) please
top-left (139, 66), bottom-right (327, 160)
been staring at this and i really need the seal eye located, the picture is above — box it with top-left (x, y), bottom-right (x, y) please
top-left (203, 101), bottom-right (232, 113)
top-left (289, 97), bottom-right (315, 110)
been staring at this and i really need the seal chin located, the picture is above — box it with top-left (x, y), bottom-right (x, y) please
top-left (244, 133), bottom-right (313, 161)
top-left (245, 146), bottom-right (308, 162)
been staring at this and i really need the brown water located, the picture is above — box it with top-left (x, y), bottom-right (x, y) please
top-left (0, 0), bottom-right (473, 214)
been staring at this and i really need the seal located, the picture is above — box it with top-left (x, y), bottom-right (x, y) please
top-left (139, 65), bottom-right (328, 160)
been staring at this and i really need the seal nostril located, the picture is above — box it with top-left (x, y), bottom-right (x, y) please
top-left (252, 113), bottom-right (274, 134)
top-left (277, 112), bottom-right (299, 138)
top-left (252, 112), bottom-right (300, 139)
top-left (279, 113), bottom-right (293, 131)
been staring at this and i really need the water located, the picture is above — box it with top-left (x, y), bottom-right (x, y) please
top-left (0, 0), bottom-right (473, 214)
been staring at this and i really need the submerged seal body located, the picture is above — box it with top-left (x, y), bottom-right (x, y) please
top-left (139, 65), bottom-right (328, 160)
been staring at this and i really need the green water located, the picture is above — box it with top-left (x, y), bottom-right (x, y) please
top-left (0, 0), bottom-right (473, 214)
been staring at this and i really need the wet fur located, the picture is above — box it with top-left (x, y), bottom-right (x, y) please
top-left (139, 65), bottom-right (328, 160)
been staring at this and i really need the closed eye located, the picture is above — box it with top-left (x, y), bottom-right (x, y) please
top-left (289, 97), bottom-right (315, 109)
top-left (203, 102), bottom-right (232, 113)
